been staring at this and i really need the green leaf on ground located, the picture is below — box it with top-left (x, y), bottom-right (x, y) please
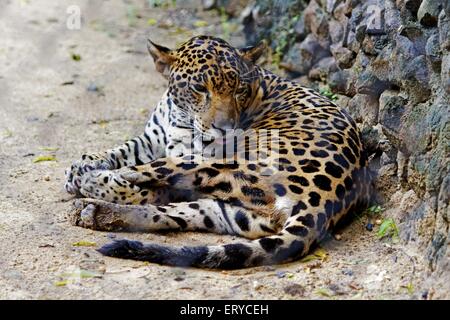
top-left (377, 218), bottom-right (399, 239)
top-left (316, 288), bottom-right (333, 297)
top-left (33, 155), bottom-right (57, 163)
top-left (97, 120), bottom-right (109, 128)
top-left (39, 146), bottom-right (59, 151)
top-left (2, 129), bottom-right (12, 138)
top-left (405, 282), bottom-right (414, 294)
top-left (72, 240), bottom-right (97, 247)
top-left (71, 53), bottom-right (81, 61)
top-left (300, 247), bottom-right (328, 263)
top-left (147, 18), bottom-right (157, 26)
top-left (78, 270), bottom-right (99, 278)
top-left (367, 205), bottom-right (384, 215)
top-left (193, 20), bottom-right (208, 28)
top-left (319, 87), bottom-right (338, 101)
top-left (62, 269), bottom-right (100, 279)
top-left (54, 280), bottom-right (68, 287)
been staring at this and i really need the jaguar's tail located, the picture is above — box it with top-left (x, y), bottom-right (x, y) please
top-left (96, 202), bottom-right (354, 269)
top-left (98, 233), bottom-right (305, 269)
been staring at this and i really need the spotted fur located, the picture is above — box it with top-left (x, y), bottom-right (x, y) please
top-left (65, 36), bottom-right (373, 269)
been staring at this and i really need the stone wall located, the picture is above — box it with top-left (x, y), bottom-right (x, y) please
top-left (239, 0), bottom-right (449, 297)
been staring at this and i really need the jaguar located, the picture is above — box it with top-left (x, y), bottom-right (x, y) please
top-left (65, 35), bottom-right (373, 269)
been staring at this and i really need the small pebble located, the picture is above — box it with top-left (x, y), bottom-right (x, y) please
top-left (328, 284), bottom-right (345, 295)
top-left (421, 290), bottom-right (428, 299)
top-left (375, 219), bottom-right (382, 225)
top-left (44, 175), bottom-right (50, 181)
top-left (334, 234), bottom-right (342, 241)
top-left (26, 116), bottom-right (39, 122)
top-left (87, 83), bottom-right (99, 92)
top-left (253, 280), bottom-right (263, 290)
top-left (283, 284), bottom-right (305, 297)
top-left (276, 271), bottom-right (287, 278)
top-left (342, 269), bottom-right (354, 276)
top-left (172, 268), bottom-right (186, 281)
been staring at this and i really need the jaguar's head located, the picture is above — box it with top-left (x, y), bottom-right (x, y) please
top-left (147, 35), bottom-right (266, 136)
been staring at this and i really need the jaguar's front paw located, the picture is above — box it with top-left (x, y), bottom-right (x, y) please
top-left (71, 198), bottom-right (132, 230)
top-left (79, 170), bottom-right (151, 205)
top-left (64, 154), bottom-right (111, 195)
top-left (71, 199), bottom-right (97, 229)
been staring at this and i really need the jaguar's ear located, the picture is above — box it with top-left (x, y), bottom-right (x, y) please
top-left (147, 39), bottom-right (176, 78)
top-left (239, 40), bottom-right (267, 64)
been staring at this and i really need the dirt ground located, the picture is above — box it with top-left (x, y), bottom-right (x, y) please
top-left (0, 0), bottom-right (432, 299)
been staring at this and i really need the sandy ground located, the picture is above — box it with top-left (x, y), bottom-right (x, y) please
top-left (0, 0), bottom-right (431, 299)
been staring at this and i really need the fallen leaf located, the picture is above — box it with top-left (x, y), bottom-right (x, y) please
top-left (98, 120), bottom-right (108, 128)
top-left (54, 280), bottom-right (68, 287)
top-left (39, 146), bottom-right (59, 151)
top-left (168, 27), bottom-right (188, 35)
top-left (193, 20), bottom-right (208, 28)
top-left (300, 254), bottom-right (317, 263)
top-left (300, 247), bottom-right (328, 263)
top-left (71, 53), bottom-right (81, 61)
top-left (316, 288), bottom-right (333, 297)
top-left (132, 261), bottom-right (150, 268)
top-left (32, 155), bottom-right (57, 163)
top-left (79, 270), bottom-right (100, 278)
top-left (314, 248), bottom-right (328, 259)
top-left (2, 129), bottom-right (12, 138)
top-left (147, 18), bottom-right (157, 26)
top-left (62, 269), bottom-right (101, 279)
top-left (72, 240), bottom-right (97, 247)
top-left (401, 282), bottom-right (414, 294)
top-left (348, 282), bottom-right (362, 290)
top-left (377, 218), bottom-right (399, 239)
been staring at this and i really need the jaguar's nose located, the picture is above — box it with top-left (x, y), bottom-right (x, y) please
top-left (212, 119), bottom-right (235, 133)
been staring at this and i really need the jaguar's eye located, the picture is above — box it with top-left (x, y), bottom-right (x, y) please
top-left (193, 84), bottom-right (208, 93)
top-left (236, 86), bottom-right (247, 95)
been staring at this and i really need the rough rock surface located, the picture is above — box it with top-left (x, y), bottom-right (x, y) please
top-left (243, 0), bottom-right (449, 298)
